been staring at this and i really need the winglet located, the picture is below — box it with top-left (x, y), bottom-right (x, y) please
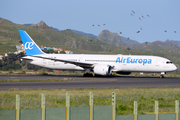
top-left (18, 30), bottom-right (45, 56)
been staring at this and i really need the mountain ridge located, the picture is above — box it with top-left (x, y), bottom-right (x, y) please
top-left (97, 30), bottom-right (126, 47)
top-left (69, 29), bottom-right (97, 38)
top-left (23, 21), bottom-right (180, 48)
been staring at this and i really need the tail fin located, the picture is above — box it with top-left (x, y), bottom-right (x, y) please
top-left (18, 30), bottom-right (45, 56)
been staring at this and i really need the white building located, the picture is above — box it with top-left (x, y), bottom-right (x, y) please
top-left (0, 55), bottom-right (3, 60)
top-left (64, 50), bottom-right (73, 54)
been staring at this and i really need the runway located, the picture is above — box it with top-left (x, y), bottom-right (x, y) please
top-left (0, 75), bottom-right (180, 90)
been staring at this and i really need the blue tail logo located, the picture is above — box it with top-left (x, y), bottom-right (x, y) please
top-left (24, 42), bottom-right (35, 50)
top-left (18, 30), bottom-right (45, 56)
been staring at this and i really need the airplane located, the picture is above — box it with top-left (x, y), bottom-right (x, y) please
top-left (18, 30), bottom-right (177, 78)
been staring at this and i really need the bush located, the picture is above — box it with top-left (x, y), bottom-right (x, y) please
top-left (21, 71), bottom-right (26, 74)
top-left (40, 72), bottom-right (48, 75)
top-left (9, 71), bottom-right (13, 74)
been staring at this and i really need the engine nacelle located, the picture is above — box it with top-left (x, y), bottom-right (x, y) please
top-left (93, 64), bottom-right (112, 76)
top-left (116, 71), bottom-right (131, 75)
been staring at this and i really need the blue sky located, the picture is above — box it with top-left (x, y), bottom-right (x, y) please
top-left (0, 0), bottom-right (179, 43)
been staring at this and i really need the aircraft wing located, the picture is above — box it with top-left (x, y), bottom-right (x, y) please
top-left (29, 55), bottom-right (94, 68)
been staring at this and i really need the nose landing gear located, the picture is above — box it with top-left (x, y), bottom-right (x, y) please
top-left (160, 75), bottom-right (164, 78)
top-left (160, 72), bottom-right (166, 78)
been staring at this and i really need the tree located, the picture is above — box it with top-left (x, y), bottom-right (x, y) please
top-left (42, 49), bottom-right (58, 54)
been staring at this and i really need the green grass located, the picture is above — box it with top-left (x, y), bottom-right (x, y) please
top-left (0, 70), bottom-right (84, 75)
top-left (1, 88), bottom-right (180, 115)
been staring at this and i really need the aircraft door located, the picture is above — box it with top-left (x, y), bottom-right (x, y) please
top-left (43, 59), bottom-right (46, 64)
top-left (155, 59), bottom-right (160, 67)
top-left (78, 57), bottom-right (85, 62)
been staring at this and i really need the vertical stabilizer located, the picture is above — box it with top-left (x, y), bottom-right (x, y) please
top-left (18, 30), bottom-right (45, 56)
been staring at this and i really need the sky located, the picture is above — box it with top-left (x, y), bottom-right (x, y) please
top-left (0, 0), bottom-right (180, 43)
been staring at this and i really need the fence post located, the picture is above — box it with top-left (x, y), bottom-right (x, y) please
top-left (89, 92), bottom-right (93, 120)
top-left (175, 100), bottom-right (179, 120)
top-left (66, 92), bottom-right (70, 120)
top-left (16, 94), bottom-right (20, 120)
top-left (112, 92), bottom-right (116, 120)
top-left (155, 101), bottom-right (159, 120)
top-left (134, 101), bottom-right (137, 120)
top-left (41, 93), bottom-right (45, 120)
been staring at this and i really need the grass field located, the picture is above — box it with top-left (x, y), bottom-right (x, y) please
top-left (1, 88), bottom-right (180, 115)
top-left (0, 70), bottom-right (180, 78)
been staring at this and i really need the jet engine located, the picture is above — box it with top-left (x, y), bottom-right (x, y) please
top-left (93, 64), bottom-right (112, 76)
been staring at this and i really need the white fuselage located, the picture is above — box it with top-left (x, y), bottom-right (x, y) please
top-left (23, 54), bottom-right (177, 73)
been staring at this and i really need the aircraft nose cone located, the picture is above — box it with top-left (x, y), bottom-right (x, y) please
top-left (173, 64), bottom-right (177, 71)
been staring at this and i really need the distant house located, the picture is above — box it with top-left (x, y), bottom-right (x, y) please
top-left (47, 47), bottom-right (51, 50)
top-left (40, 47), bottom-right (51, 51)
top-left (21, 44), bottom-right (24, 50)
top-left (64, 50), bottom-right (73, 54)
top-left (52, 47), bottom-right (57, 51)
top-left (16, 45), bottom-right (21, 50)
top-left (14, 52), bottom-right (18, 55)
top-left (59, 48), bottom-right (63, 51)
top-left (0, 55), bottom-right (3, 60)
top-left (53, 47), bottom-right (63, 54)
top-left (43, 47), bottom-right (47, 50)
top-left (17, 49), bottom-right (25, 53)
top-left (40, 48), bottom-right (45, 50)
top-left (15, 44), bottom-right (25, 54)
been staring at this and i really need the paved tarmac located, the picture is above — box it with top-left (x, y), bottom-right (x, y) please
top-left (0, 74), bottom-right (180, 90)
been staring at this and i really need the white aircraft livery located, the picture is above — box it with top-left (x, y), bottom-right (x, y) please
top-left (19, 30), bottom-right (177, 78)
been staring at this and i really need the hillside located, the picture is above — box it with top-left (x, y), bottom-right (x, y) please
top-left (69, 29), bottom-right (97, 38)
top-left (0, 18), bottom-right (122, 55)
top-left (170, 40), bottom-right (180, 48)
top-left (120, 36), bottom-right (140, 45)
top-left (97, 30), bottom-right (126, 47)
top-left (24, 22), bottom-right (115, 52)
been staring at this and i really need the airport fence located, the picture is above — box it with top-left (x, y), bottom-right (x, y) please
top-left (0, 92), bottom-right (180, 120)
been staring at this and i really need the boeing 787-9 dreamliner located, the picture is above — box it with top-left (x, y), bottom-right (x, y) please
top-left (19, 30), bottom-right (177, 78)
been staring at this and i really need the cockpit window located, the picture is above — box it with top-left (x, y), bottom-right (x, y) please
top-left (166, 61), bottom-right (172, 64)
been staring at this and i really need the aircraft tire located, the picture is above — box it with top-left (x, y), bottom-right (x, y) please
top-left (160, 75), bottom-right (164, 78)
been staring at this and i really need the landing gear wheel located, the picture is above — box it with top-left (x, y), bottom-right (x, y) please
top-left (160, 75), bottom-right (164, 78)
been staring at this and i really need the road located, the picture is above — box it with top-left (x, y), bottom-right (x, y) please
top-left (0, 75), bottom-right (180, 90)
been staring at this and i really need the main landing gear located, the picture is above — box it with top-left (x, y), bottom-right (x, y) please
top-left (83, 69), bottom-right (93, 77)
